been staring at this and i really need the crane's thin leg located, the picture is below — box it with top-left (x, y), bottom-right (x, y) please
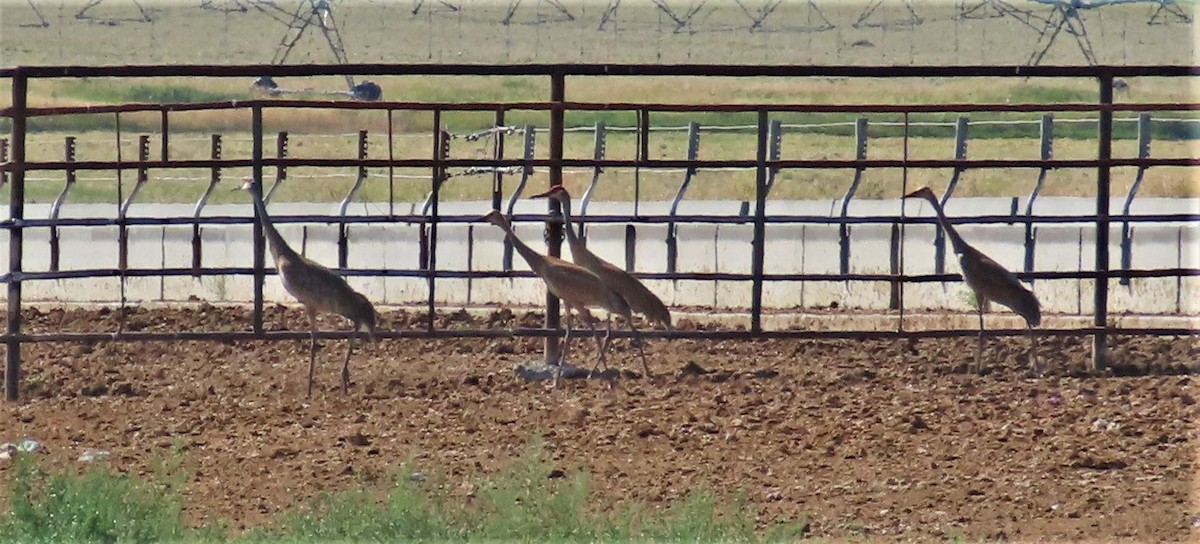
top-left (306, 307), bottom-right (318, 397)
top-left (555, 310), bottom-right (573, 387)
top-left (597, 314), bottom-right (614, 365)
top-left (1028, 324), bottom-right (1040, 376)
top-left (628, 321), bottom-right (652, 379)
top-left (589, 314), bottom-right (614, 378)
top-left (974, 303), bottom-right (985, 375)
top-left (576, 307), bottom-right (602, 361)
top-left (341, 327), bottom-right (356, 395)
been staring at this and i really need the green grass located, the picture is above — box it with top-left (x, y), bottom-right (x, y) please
top-left (2, 451), bottom-right (202, 543)
top-left (56, 80), bottom-right (235, 105)
top-left (1, 438), bottom-right (808, 543)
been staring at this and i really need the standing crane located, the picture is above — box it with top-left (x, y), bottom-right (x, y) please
top-left (236, 177), bottom-right (377, 396)
top-left (530, 185), bottom-right (672, 329)
top-left (481, 210), bottom-right (651, 385)
top-left (904, 186), bottom-right (1042, 374)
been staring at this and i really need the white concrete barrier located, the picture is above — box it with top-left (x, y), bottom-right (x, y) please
top-left (1, 197), bottom-right (1195, 316)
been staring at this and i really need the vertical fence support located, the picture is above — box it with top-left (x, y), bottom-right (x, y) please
top-left (1023, 114), bottom-right (1054, 278)
top-left (338, 130), bottom-right (368, 270)
top-left (0, 139), bottom-right (9, 189)
top-left (251, 105), bottom-right (265, 335)
top-left (491, 109), bottom-right (506, 211)
top-left (935, 116), bottom-right (969, 276)
top-left (264, 132), bottom-right (288, 204)
top-left (666, 121), bottom-right (702, 274)
top-left (1093, 75), bottom-right (1114, 371)
top-left (888, 223), bottom-right (902, 310)
top-left (160, 109), bottom-right (169, 162)
top-left (49, 136), bottom-right (77, 273)
top-left (6, 72), bottom-right (27, 402)
top-left (1119, 113), bottom-right (1152, 287)
top-left (192, 134), bottom-right (221, 277)
top-left (750, 109), bottom-right (769, 334)
top-left (428, 119), bottom-right (449, 333)
top-left (636, 109), bottom-right (650, 217)
top-left (838, 118), bottom-right (869, 275)
top-left (545, 71), bottom-right (566, 364)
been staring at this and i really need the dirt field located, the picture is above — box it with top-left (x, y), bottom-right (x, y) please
top-left (1, 306), bottom-right (1197, 542)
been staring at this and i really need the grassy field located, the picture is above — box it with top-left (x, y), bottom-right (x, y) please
top-left (0, 1), bottom-right (1196, 203)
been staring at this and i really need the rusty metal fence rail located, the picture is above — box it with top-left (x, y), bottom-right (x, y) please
top-left (2, 63), bottom-right (1199, 401)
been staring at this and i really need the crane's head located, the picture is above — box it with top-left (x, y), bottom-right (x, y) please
top-left (902, 186), bottom-right (938, 202)
top-left (528, 184), bottom-right (570, 203)
top-left (480, 209), bottom-right (509, 229)
top-left (348, 291), bottom-right (378, 343)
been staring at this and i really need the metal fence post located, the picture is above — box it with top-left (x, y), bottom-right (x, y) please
top-left (5, 71), bottom-right (27, 401)
top-left (750, 109), bottom-right (769, 334)
top-left (545, 71), bottom-right (566, 363)
top-left (1093, 76), bottom-right (1114, 371)
top-left (251, 105), bottom-right (265, 335)
top-left (428, 116), bottom-right (449, 333)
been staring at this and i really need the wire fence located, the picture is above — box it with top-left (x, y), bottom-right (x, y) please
top-left (1, 62), bottom-right (1199, 401)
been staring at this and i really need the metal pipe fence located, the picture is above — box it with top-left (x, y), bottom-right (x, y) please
top-left (2, 63), bottom-right (1199, 401)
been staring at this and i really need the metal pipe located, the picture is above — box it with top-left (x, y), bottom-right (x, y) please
top-left (666, 121), bottom-right (701, 274)
top-left (5, 72), bottom-right (26, 401)
top-left (339, 130), bottom-right (368, 269)
top-left (1023, 114), bottom-right (1054, 277)
top-left (838, 118), bottom-right (869, 275)
top-left (501, 126), bottom-right (536, 271)
top-left (934, 116), bottom-right (969, 276)
top-left (578, 120), bottom-right (608, 230)
top-left (49, 136), bottom-right (77, 273)
top-left (545, 70), bottom-right (565, 364)
top-left (251, 105), bottom-right (265, 335)
top-left (750, 109), bottom-right (769, 334)
top-left (1119, 113), bottom-right (1153, 286)
top-left (192, 134), bottom-right (221, 276)
top-left (427, 119), bottom-right (448, 333)
top-left (264, 132), bottom-right (288, 204)
top-left (1094, 75), bottom-right (1114, 371)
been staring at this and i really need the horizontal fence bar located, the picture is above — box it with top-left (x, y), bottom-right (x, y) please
top-left (5, 213), bottom-right (1197, 230)
top-left (11, 157), bottom-right (1200, 172)
top-left (0, 327), bottom-right (1193, 345)
top-left (6, 100), bottom-right (1198, 118)
top-left (3, 267), bottom-right (1195, 284)
top-left (2, 63), bottom-right (1197, 79)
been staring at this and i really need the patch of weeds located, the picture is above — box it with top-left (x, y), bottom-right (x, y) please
top-left (1, 453), bottom-right (196, 543)
top-left (264, 436), bottom-right (800, 543)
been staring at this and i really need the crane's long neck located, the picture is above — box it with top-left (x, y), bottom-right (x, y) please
top-left (922, 193), bottom-right (970, 255)
top-left (250, 188), bottom-right (299, 263)
top-left (556, 193), bottom-right (586, 255)
top-left (499, 219), bottom-right (549, 276)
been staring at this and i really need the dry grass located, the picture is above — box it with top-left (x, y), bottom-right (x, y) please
top-left (1, 1), bottom-right (1196, 203)
top-left (12, 128), bottom-right (1197, 206)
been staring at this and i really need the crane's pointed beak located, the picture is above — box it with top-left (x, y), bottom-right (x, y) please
top-left (528, 190), bottom-right (552, 199)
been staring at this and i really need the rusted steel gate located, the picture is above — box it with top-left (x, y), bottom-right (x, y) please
top-left (1, 63), bottom-right (1198, 401)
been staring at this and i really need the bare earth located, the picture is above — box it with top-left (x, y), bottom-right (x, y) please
top-left (1, 306), bottom-right (1197, 542)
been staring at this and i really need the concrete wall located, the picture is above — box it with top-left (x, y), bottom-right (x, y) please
top-left (2, 197), bottom-right (1196, 315)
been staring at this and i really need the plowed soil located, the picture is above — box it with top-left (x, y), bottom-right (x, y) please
top-left (2, 306), bottom-right (1197, 542)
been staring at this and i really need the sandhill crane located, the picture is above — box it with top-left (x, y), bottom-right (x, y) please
top-left (481, 210), bottom-right (651, 384)
top-left (904, 186), bottom-right (1042, 374)
top-left (530, 185), bottom-right (672, 329)
top-left (236, 177), bottom-right (377, 396)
